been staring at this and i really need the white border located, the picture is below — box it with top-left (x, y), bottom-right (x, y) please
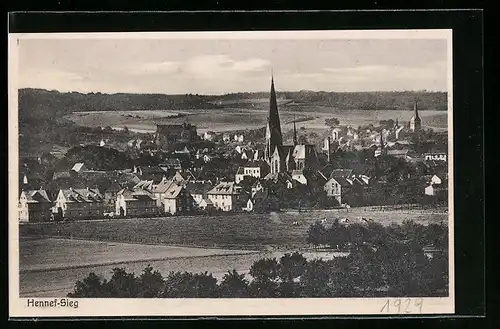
top-left (8, 29), bottom-right (454, 317)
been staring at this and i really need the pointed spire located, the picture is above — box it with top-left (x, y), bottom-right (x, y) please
top-left (266, 74), bottom-right (283, 160)
top-left (414, 99), bottom-right (420, 119)
top-left (293, 114), bottom-right (298, 146)
top-left (380, 130), bottom-right (384, 148)
top-left (395, 118), bottom-right (399, 128)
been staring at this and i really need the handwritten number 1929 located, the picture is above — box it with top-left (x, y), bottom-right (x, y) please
top-left (380, 298), bottom-right (423, 313)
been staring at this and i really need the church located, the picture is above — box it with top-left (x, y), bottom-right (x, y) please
top-left (263, 76), bottom-right (318, 175)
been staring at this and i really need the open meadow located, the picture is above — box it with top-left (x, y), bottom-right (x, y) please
top-left (19, 208), bottom-right (448, 297)
top-left (65, 107), bottom-right (448, 134)
top-left (20, 208), bottom-right (448, 251)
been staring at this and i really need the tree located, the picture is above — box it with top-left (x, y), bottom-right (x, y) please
top-left (299, 259), bottom-right (334, 297)
top-left (325, 117), bottom-right (340, 128)
top-left (218, 270), bottom-right (249, 298)
top-left (306, 222), bottom-right (328, 248)
top-left (137, 265), bottom-right (165, 298)
top-left (102, 267), bottom-right (140, 298)
top-left (278, 252), bottom-right (308, 297)
top-left (68, 272), bottom-right (107, 297)
top-left (326, 222), bottom-right (349, 249)
top-left (162, 271), bottom-right (218, 298)
top-left (248, 258), bottom-right (280, 297)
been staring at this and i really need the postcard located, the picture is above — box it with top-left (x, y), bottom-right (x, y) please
top-left (9, 29), bottom-right (454, 317)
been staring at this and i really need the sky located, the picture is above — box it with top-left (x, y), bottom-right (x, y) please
top-left (17, 37), bottom-right (448, 94)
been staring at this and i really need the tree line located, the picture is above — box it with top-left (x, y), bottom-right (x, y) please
top-left (68, 220), bottom-right (448, 298)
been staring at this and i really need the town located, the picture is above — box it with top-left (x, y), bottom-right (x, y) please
top-left (18, 76), bottom-right (448, 223)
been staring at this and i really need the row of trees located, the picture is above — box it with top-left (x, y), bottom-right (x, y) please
top-left (306, 220), bottom-right (447, 251)
top-left (69, 220), bottom-right (448, 298)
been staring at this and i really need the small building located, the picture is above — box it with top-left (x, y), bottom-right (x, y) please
top-left (222, 134), bottom-right (231, 143)
top-left (152, 178), bottom-right (193, 214)
top-left (159, 158), bottom-right (182, 171)
top-left (71, 163), bottom-right (87, 173)
top-left (115, 188), bottom-right (157, 217)
top-left (207, 182), bottom-right (242, 211)
top-left (424, 153), bottom-right (447, 162)
top-left (424, 180), bottom-right (448, 199)
top-left (185, 181), bottom-right (214, 209)
top-left (18, 189), bottom-right (53, 223)
top-left (387, 149), bottom-right (410, 160)
top-left (203, 131), bottom-right (216, 141)
top-left (54, 188), bottom-right (105, 220)
top-left (103, 181), bottom-right (122, 212)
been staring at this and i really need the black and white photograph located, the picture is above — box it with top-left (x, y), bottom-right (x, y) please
top-left (9, 29), bottom-right (454, 317)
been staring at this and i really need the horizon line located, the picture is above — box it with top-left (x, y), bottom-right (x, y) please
top-left (19, 87), bottom-right (448, 96)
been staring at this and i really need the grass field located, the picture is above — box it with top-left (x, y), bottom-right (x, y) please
top-left (65, 108), bottom-right (448, 134)
top-left (20, 208), bottom-right (448, 251)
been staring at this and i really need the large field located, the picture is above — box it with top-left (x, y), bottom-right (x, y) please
top-left (19, 208), bottom-right (448, 297)
top-left (65, 107), bottom-right (449, 134)
top-left (20, 208), bottom-right (448, 251)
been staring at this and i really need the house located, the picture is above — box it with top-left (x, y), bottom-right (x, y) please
top-left (185, 181), bottom-right (214, 208)
top-left (251, 180), bottom-right (265, 197)
top-left (54, 188), bottom-right (105, 220)
top-left (424, 181), bottom-right (448, 199)
top-left (127, 138), bottom-right (144, 149)
top-left (243, 189), bottom-right (267, 212)
top-left (198, 198), bottom-right (214, 210)
top-left (203, 131), bottom-right (216, 141)
top-left (174, 146), bottom-right (191, 155)
top-left (18, 189), bottom-right (53, 223)
top-left (159, 158), bottom-right (182, 171)
top-left (264, 172), bottom-right (295, 189)
top-left (235, 167), bottom-right (246, 184)
top-left (203, 154), bottom-right (212, 163)
top-left (234, 134), bottom-right (244, 143)
top-left (387, 149), bottom-right (410, 160)
top-left (133, 165), bottom-right (166, 182)
top-left (207, 182), bottom-right (243, 211)
top-left (115, 188), bottom-right (158, 217)
top-left (152, 178), bottom-right (193, 214)
top-left (172, 170), bottom-right (196, 185)
top-left (71, 163), bottom-right (87, 173)
top-left (134, 180), bottom-right (156, 192)
top-left (103, 181), bottom-right (122, 212)
top-left (424, 153), bottom-right (447, 162)
top-left (323, 169), bottom-right (362, 205)
top-left (241, 149), bottom-right (254, 160)
top-left (222, 134), bottom-right (231, 143)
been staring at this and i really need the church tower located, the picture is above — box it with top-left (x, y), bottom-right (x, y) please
top-left (265, 75), bottom-right (283, 160)
top-left (292, 115), bottom-right (298, 146)
top-left (409, 99), bottom-right (422, 132)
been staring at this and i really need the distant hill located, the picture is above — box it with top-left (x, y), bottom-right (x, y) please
top-left (18, 88), bottom-right (448, 121)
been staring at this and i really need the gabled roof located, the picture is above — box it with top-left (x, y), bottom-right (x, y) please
top-left (236, 167), bottom-right (245, 175)
top-left (163, 184), bottom-right (184, 199)
top-left (208, 182), bottom-right (240, 195)
top-left (53, 171), bottom-right (72, 180)
top-left (152, 179), bottom-right (177, 193)
top-left (330, 169), bottom-right (354, 179)
top-left (134, 180), bottom-right (155, 191)
top-left (185, 182), bottom-right (213, 195)
top-left (71, 163), bottom-right (86, 172)
top-left (22, 189), bottom-right (52, 203)
top-left (60, 188), bottom-right (103, 203)
top-left (329, 177), bottom-right (353, 187)
top-left (117, 188), bottom-right (155, 201)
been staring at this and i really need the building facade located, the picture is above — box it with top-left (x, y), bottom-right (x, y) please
top-left (18, 189), bottom-right (53, 223)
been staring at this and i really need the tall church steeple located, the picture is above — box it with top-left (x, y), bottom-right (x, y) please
top-left (293, 115), bottom-right (298, 146)
top-left (410, 99), bottom-right (422, 132)
top-left (266, 74), bottom-right (283, 159)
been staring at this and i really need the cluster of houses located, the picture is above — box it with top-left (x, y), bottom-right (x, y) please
top-left (18, 76), bottom-right (449, 223)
